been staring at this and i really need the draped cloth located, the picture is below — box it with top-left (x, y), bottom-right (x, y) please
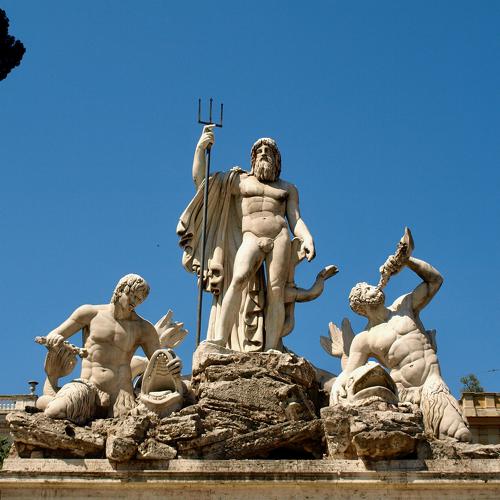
top-left (176, 169), bottom-right (265, 352)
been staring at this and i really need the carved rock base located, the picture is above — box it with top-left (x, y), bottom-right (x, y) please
top-left (183, 342), bottom-right (324, 458)
top-left (6, 347), bottom-right (500, 463)
top-left (7, 345), bottom-right (325, 461)
top-left (321, 401), bottom-right (425, 460)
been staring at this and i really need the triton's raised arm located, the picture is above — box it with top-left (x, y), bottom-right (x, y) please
top-left (192, 124), bottom-right (215, 189)
top-left (380, 249), bottom-right (443, 313)
top-left (406, 256), bottom-right (443, 312)
top-left (377, 228), bottom-right (442, 313)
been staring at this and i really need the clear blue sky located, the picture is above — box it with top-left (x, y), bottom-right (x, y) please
top-left (1, 1), bottom-right (499, 397)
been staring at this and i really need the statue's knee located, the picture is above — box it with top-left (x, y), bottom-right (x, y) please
top-left (44, 398), bottom-right (68, 420)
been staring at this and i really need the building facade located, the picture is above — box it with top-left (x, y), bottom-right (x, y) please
top-left (460, 392), bottom-right (500, 445)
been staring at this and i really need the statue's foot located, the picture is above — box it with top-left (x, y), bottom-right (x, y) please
top-left (455, 427), bottom-right (473, 442)
top-left (422, 375), bottom-right (472, 443)
top-left (265, 348), bottom-right (282, 354)
top-left (439, 404), bottom-right (473, 442)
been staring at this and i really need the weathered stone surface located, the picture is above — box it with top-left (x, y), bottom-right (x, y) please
top-left (153, 413), bottom-right (202, 443)
top-left (110, 412), bottom-right (153, 441)
top-left (192, 342), bottom-right (317, 390)
top-left (8, 344), bottom-right (492, 463)
top-left (320, 406), bottom-right (353, 457)
top-left (176, 428), bottom-right (233, 458)
top-left (352, 430), bottom-right (418, 460)
top-left (103, 412), bottom-right (157, 461)
top-left (106, 435), bottom-right (137, 461)
top-left (185, 344), bottom-right (324, 458)
top-left (137, 439), bottom-right (177, 460)
top-left (2, 458), bottom-right (500, 499)
top-left (216, 420), bottom-right (324, 459)
top-left (425, 439), bottom-right (500, 460)
top-left (7, 411), bottom-right (104, 457)
top-left (192, 344), bottom-right (318, 431)
top-left (321, 402), bottom-right (424, 460)
top-left (457, 443), bottom-right (500, 459)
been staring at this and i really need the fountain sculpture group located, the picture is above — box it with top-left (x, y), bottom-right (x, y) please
top-left (6, 126), bottom-right (498, 462)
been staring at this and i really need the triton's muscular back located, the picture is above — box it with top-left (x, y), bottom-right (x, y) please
top-left (385, 297), bottom-right (439, 389)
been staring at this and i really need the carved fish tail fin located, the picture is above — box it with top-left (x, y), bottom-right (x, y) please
top-left (341, 317), bottom-right (355, 358)
top-left (320, 319), bottom-right (355, 371)
top-left (155, 310), bottom-right (189, 349)
top-left (155, 310), bottom-right (173, 331)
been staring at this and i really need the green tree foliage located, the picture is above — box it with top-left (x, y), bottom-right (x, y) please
top-left (460, 373), bottom-right (484, 393)
top-left (0, 8), bottom-right (26, 81)
top-left (0, 436), bottom-right (11, 468)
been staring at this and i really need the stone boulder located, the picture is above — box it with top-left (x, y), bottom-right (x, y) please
top-left (7, 412), bottom-right (105, 458)
top-left (180, 342), bottom-right (325, 458)
top-left (321, 401), bottom-right (425, 460)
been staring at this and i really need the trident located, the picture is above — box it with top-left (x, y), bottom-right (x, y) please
top-left (195, 98), bottom-right (223, 347)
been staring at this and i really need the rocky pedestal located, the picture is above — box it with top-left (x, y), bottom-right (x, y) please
top-left (181, 342), bottom-right (324, 458)
top-left (6, 344), bottom-right (500, 463)
top-left (321, 401), bottom-right (500, 461)
top-left (7, 344), bottom-right (326, 461)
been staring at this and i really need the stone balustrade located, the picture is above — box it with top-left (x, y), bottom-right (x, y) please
top-left (0, 396), bottom-right (36, 412)
top-left (0, 395), bottom-right (37, 443)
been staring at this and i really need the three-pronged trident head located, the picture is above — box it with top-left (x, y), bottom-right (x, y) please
top-left (198, 98), bottom-right (223, 128)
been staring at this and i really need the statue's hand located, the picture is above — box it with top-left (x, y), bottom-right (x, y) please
top-left (45, 333), bottom-right (65, 348)
top-left (196, 124), bottom-right (215, 151)
top-left (379, 253), bottom-right (406, 277)
top-left (329, 373), bottom-right (348, 405)
top-left (301, 238), bottom-right (316, 262)
top-left (166, 356), bottom-right (182, 377)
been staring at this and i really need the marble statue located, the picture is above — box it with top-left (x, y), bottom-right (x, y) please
top-left (137, 348), bottom-right (185, 418)
top-left (177, 126), bottom-right (336, 352)
top-left (35, 274), bottom-right (185, 424)
top-left (327, 229), bottom-right (472, 442)
top-left (34, 336), bottom-right (88, 414)
top-left (338, 361), bottom-right (399, 406)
